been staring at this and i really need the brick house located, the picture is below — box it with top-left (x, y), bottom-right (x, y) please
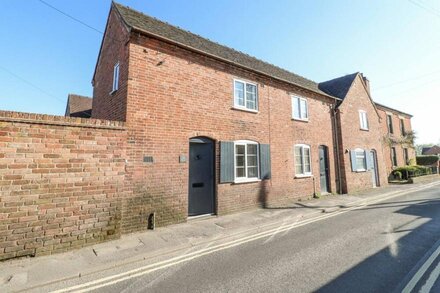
top-left (375, 103), bottom-right (416, 174)
top-left (64, 94), bottom-right (93, 118)
top-left (89, 3), bottom-right (418, 224)
top-left (0, 2), bottom-right (419, 260)
top-left (89, 2), bottom-right (345, 230)
top-left (319, 73), bottom-right (390, 193)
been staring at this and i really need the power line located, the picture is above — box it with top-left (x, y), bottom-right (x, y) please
top-left (416, 0), bottom-right (440, 14)
top-left (380, 76), bottom-right (440, 97)
top-left (0, 65), bottom-right (65, 104)
top-left (408, 0), bottom-right (440, 19)
top-left (0, 65), bottom-right (92, 117)
top-left (36, 0), bottom-right (124, 44)
top-left (37, 0), bottom-right (104, 35)
top-left (374, 70), bottom-right (440, 91)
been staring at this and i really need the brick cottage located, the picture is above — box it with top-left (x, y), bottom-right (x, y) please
top-left (0, 2), bottom-right (416, 259)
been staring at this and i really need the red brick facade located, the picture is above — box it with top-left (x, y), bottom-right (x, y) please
top-left (114, 34), bottom-right (338, 231)
top-left (376, 105), bottom-right (416, 174)
top-left (334, 75), bottom-right (389, 193)
top-left (0, 3), bottom-right (417, 260)
top-left (91, 8), bottom-right (129, 122)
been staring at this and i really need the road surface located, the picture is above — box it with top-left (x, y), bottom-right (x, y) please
top-left (51, 184), bottom-right (440, 293)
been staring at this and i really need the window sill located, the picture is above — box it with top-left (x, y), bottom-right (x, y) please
top-left (232, 106), bottom-right (258, 114)
top-left (360, 128), bottom-right (369, 132)
top-left (233, 178), bottom-right (261, 184)
top-left (354, 169), bottom-right (367, 173)
top-left (109, 89), bottom-right (118, 95)
top-left (295, 174), bottom-right (313, 178)
top-left (292, 117), bottom-right (309, 122)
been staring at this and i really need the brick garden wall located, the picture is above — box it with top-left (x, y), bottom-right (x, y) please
top-left (0, 111), bottom-right (126, 260)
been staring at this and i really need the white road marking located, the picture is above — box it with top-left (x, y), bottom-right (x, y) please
top-left (420, 259), bottom-right (440, 293)
top-left (402, 230), bottom-right (440, 292)
top-left (51, 182), bottom-right (440, 293)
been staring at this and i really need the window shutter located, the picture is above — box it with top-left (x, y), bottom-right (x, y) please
top-left (220, 141), bottom-right (234, 183)
top-left (260, 144), bottom-right (271, 179)
top-left (350, 150), bottom-right (357, 171)
top-left (365, 150), bottom-right (372, 170)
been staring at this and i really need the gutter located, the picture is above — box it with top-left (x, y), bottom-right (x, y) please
top-left (128, 25), bottom-right (341, 102)
top-left (374, 102), bottom-right (413, 118)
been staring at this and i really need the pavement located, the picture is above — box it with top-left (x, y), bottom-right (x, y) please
top-left (1, 178), bottom-right (440, 292)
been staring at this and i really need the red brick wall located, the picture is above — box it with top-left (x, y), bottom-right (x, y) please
top-left (0, 111), bottom-right (126, 260)
top-left (336, 75), bottom-right (388, 193)
top-left (91, 8), bottom-right (130, 122)
top-left (119, 34), bottom-right (338, 232)
top-left (376, 106), bottom-right (416, 174)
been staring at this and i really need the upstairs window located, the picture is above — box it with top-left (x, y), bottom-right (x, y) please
top-left (400, 119), bottom-right (405, 136)
top-left (403, 148), bottom-right (409, 165)
top-left (234, 80), bottom-right (258, 111)
top-left (386, 114), bottom-right (394, 134)
top-left (391, 147), bottom-right (398, 167)
top-left (112, 62), bottom-right (120, 93)
top-left (359, 110), bottom-right (369, 130)
top-left (295, 144), bottom-right (311, 176)
top-left (235, 141), bottom-right (259, 182)
top-left (292, 96), bottom-right (309, 121)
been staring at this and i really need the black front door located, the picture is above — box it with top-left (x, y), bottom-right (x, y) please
top-left (188, 137), bottom-right (215, 216)
top-left (319, 146), bottom-right (329, 194)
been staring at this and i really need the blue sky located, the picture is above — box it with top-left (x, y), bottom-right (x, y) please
top-left (1, 0), bottom-right (439, 144)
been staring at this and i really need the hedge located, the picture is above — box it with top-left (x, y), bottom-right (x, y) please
top-left (416, 155), bottom-right (439, 166)
top-left (392, 165), bottom-right (432, 180)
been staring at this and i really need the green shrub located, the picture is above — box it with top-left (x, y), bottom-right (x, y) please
top-left (394, 171), bottom-right (402, 180)
top-left (416, 155), bottom-right (439, 166)
top-left (392, 165), bottom-right (431, 179)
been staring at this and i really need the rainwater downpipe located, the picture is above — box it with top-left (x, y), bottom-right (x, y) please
top-left (332, 102), bottom-right (343, 194)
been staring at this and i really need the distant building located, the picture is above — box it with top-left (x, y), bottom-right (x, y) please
top-left (422, 145), bottom-right (440, 156)
top-left (65, 94), bottom-right (92, 118)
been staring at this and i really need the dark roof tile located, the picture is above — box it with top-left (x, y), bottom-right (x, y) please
top-left (113, 2), bottom-right (337, 99)
top-left (318, 73), bottom-right (358, 99)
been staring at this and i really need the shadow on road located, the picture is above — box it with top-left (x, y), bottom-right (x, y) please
top-left (315, 196), bottom-right (440, 293)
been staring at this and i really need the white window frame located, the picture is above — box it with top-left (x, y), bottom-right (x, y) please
top-left (294, 144), bottom-right (312, 177)
top-left (359, 110), bottom-right (369, 130)
top-left (354, 148), bottom-right (367, 172)
top-left (234, 140), bottom-right (260, 183)
top-left (111, 62), bottom-right (120, 93)
top-left (291, 96), bottom-right (309, 121)
top-left (233, 79), bottom-right (258, 112)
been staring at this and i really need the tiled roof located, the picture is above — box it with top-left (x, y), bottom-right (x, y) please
top-left (318, 73), bottom-right (358, 100)
top-left (422, 145), bottom-right (440, 155)
top-left (374, 102), bottom-right (413, 117)
top-left (113, 2), bottom-right (338, 100)
top-left (65, 94), bottom-right (92, 118)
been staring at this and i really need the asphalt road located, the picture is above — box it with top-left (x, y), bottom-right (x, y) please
top-left (66, 185), bottom-right (440, 293)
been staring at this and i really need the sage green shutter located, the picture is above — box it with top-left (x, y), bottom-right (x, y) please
top-left (350, 150), bottom-right (357, 171)
top-left (220, 141), bottom-right (234, 183)
top-left (260, 144), bottom-right (271, 179)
